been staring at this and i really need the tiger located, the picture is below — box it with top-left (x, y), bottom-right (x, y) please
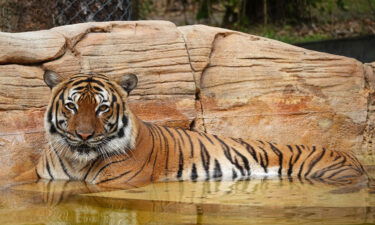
top-left (35, 70), bottom-right (369, 187)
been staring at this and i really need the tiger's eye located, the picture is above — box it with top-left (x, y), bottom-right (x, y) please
top-left (98, 105), bottom-right (109, 112)
top-left (65, 102), bottom-right (76, 110)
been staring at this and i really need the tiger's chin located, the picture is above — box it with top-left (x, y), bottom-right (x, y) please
top-left (69, 148), bottom-right (99, 163)
top-left (65, 140), bottom-right (127, 163)
top-left (57, 142), bottom-right (98, 163)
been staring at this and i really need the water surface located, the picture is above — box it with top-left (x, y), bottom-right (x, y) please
top-left (0, 167), bottom-right (374, 225)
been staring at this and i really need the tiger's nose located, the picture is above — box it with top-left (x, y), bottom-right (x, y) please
top-left (76, 130), bottom-right (94, 140)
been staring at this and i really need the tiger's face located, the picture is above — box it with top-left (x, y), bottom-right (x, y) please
top-left (43, 71), bottom-right (138, 162)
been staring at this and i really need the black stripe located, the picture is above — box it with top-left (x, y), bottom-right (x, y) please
top-left (122, 116), bottom-right (128, 127)
top-left (298, 162), bottom-right (306, 178)
top-left (312, 157), bottom-right (346, 178)
top-left (157, 126), bottom-right (171, 177)
top-left (287, 145), bottom-right (294, 177)
top-left (126, 140), bottom-right (154, 182)
top-left (258, 146), bottom-right (269, 173)
top-left (294, 145), bottom-right (303, 164)
top-left (55, 96), bottom-right (62, 129)
top-left (47, 109), bottom-right (53, 122)
top-left (333, 154), bottom-right (341, 161)
top-left (146, 125), bottom-right (156, 163)
top-left (233, 156), bottom-right (245, 176)
top-left (49, 124), bottom-right (57, 134)
top-left (232, 147), bottom-right (251, 176)
top-left (175, 128), bottom-right (186, 145)
top-left (73, 86), bottom-right (86, 91)
top-left (126, 124), bottom-right (156, 182)
top-left (327, 167), bottom-right (352, 179)
top-left (181, 129), bottom-right (194, 158)
top-left (115, 103), bottom-right (120, 128)
top-left (118, 128), bottom-right (125, 138)
top-left (298, 146), bottom-right (317, 178)
top-left (191, 163), bottom-right (198, 181)
top-left (50, 88), bottom-right (66, 134)
top-left (304, 147), bottom-right (326, 178)
top-left (48, 87), bottom-right (64, 123)
top-left (342, 152), bottom-right (365, 173)
top-left (212, 135), bottom-right (234, 164)
top-left (286, 145), bottom-right (302, 177)
top-left (177, 138), bottom-right (184, 180)
top-left (107, 122), bottom-right (116, 131)
top-left (51, 148), bottom-right (74, 179)
top-left (199, 133), bottom-right (215, 145)
top-left (97, 93), bottom-right (105, 100)
top-left (45, 155), bottom-right (54, 180)
top-left (232, 169), bottom-right (238, 180)
top-left (213, 159), bottom-right (222, 179)
top-left (269, 143), bottom-right (283, 176)
top-left (112, 94), bottom-right (117, 103)
top-left (149, 126), bottom-right (162, 182)
top-left (232, 138), bottom-right (259, 163)
top-left (96, 170), bottom-right (132, 184)
top-left (83, 157), bottom-right (100, 180)
top-left (199, 140), bottom-right (211, 179)
top-left (72, 78), bottom-right (106, 87)
top-left (91, 158), bottom-right (130, 182)
top-left (93, 86), bottom-right (103, 91)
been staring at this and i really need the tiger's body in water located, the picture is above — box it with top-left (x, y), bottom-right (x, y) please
top-left (35, 71), bottom-right (368, 187)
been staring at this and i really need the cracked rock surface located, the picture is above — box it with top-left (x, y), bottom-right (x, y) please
top-left (0, 21), bottom-right (373, 183)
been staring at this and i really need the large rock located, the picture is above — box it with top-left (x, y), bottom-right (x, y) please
top-left (179, 25), bottom-right (368, 153)
top-left (363, 62), bottom-right (375, 162)
top-left (0, 21), bottom-right (373, 184)
top-left (0, 30), bottom-right (65, 64)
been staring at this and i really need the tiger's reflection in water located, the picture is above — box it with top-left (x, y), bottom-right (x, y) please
top-left (4, 176), bottom-right (371, 206)
top-left (1, 178), bottom-right (374, 225)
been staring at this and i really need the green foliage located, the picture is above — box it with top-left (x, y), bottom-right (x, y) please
top-left (259, 26), bottom-right (330, 43)
top-left (138, 0), bottom-right (153, 19)
top-left (193, 0), bottom-right (375, 27)
top-left (138, 0), bottom-right (375, 43)
top-left (196, 0), bottom-right (211, 20)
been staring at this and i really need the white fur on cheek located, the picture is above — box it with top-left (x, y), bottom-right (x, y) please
top-left (100, 114), bottom-right (136, 158)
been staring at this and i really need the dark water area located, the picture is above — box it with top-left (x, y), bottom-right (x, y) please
top-left (295, 35), bottom-right (375, 63)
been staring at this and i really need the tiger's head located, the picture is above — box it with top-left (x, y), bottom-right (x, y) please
top-left (43, 70), bottom-right (138, 162)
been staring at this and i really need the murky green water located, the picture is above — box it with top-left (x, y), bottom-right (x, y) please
top-left (1, 166), bottom-right (374, 225)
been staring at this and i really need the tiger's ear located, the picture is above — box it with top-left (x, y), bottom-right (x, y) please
top-left (119, 74), bottom-right (138, 94)
top-left (44, 70), bottom-right (63, 89)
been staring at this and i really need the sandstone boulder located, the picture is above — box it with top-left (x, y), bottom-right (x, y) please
top-left (0, 21), bottom-right (373, 184)
top-left (179, 25), bottom-right (368, 154)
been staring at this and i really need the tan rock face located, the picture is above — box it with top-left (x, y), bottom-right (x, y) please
top-left (363, 62), bottom-right (375, 160)
top-left (0, 21), bottom-right (373, 184)
top-left (179, 25), bottom-right (368, 152)
top-left (0, 30), bottom-right (65, 64)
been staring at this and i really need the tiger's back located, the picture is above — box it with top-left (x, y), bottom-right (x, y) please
top-left (129, 124), bottom-right (366, 184)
